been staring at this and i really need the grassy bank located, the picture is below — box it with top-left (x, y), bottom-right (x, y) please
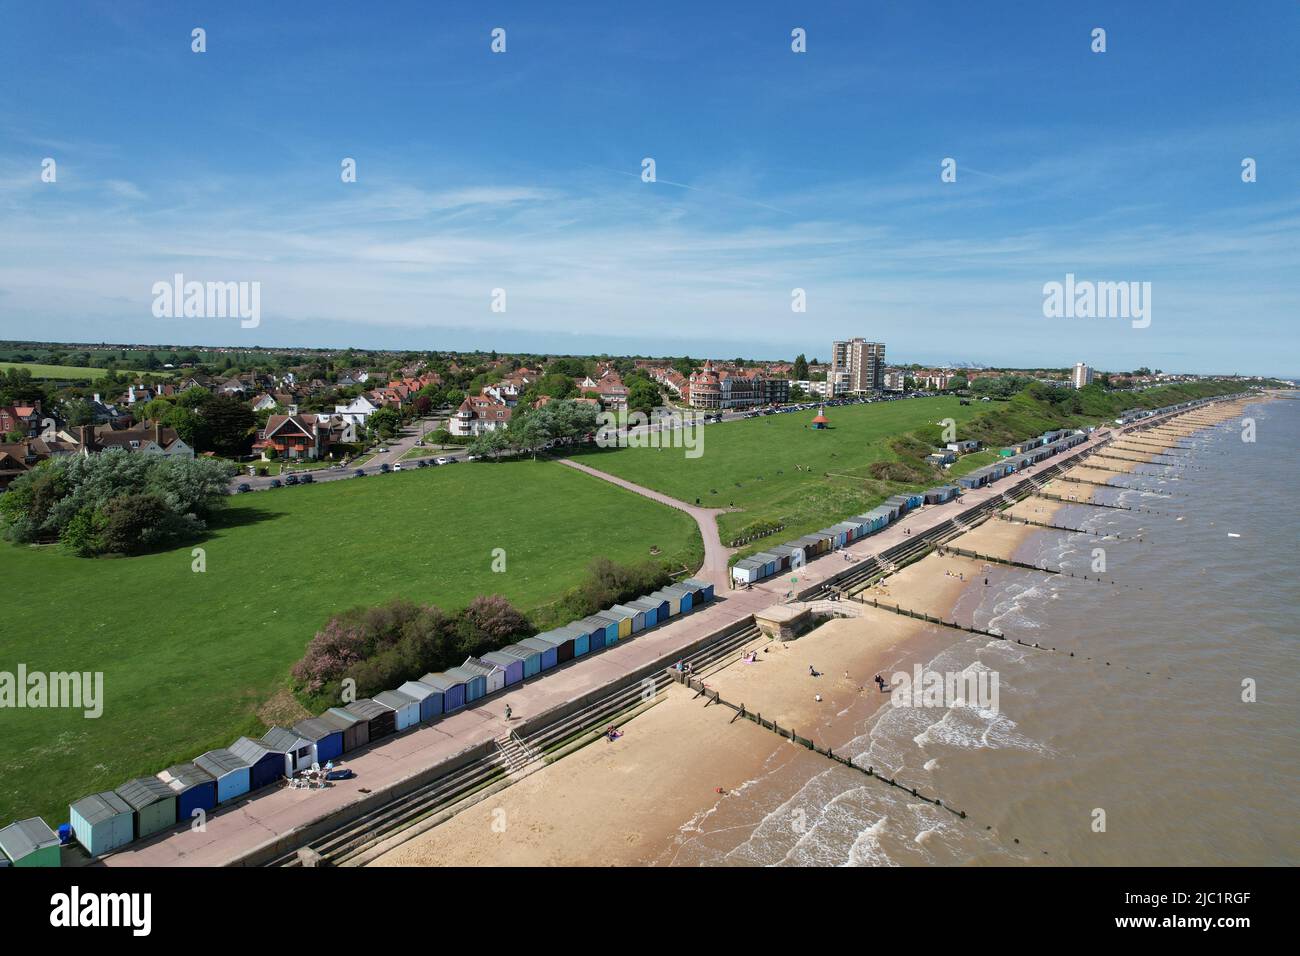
top-left (0, 460), bottom-right (700, 826)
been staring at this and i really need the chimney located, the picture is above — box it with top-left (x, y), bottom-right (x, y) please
top-left (155, 421), bottom-right (163, 446)
top-left (79, 424), bottom-right (96, 453)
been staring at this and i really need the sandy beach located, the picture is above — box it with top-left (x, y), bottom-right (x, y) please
top-left (369, 401), bottom-right (1261, 867)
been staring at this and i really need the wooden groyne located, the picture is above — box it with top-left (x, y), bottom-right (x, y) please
top-left (670, 670), bottom-right (967, 819)
top-left (1031, 491), bottom-right (1173, 516)
top-left (1090, 453), bottom-right (1202, 470)
top-left (1046, 475), bottom-right (1177, 496)
top-left (938, 545), bottom-right (1130, 587)
top-left (993, 513), bottom-right (1137, 540)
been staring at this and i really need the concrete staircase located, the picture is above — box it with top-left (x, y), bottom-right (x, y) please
top-left (494, 731), bottom-right (537, 773)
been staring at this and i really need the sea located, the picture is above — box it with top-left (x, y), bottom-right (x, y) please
top-left (666, 395), bottom-right (1299, 866)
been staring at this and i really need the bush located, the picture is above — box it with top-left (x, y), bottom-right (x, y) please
top-left (291, 595), bottom-right (531, 701)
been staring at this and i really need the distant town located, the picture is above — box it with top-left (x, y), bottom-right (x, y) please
top-left (1, 337), bottom-right (1286, 489)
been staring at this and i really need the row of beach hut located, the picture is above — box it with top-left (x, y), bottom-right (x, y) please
top-left (730, 488), bottom-right (943, 585)
top-left (56, 577), bottom-right (716, 859)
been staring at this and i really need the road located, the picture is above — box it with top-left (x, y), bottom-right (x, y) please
top-left (228, 417), bottom-right (470, 493)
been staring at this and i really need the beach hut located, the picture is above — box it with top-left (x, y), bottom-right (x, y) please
top-left (661, 583), bottom-right (695, 612)
top-left (262, 726), bottom-right (317, 774)
top-left (397, 680), bottom-right (445, 722)
top-left (292, 716), bottom-right (346, 763)
top-left (0, 818), bottom-right (60, 867)
top-left (230, 736), bottom-right (286, 790)
top-left (321, 707), bottom-right (369, 752)
top-left (558, 622), bottom-right (592, 657)
top-left (480, 651), bottom-right (526, 687)
top-left (532, 628), bottom-right (576, 665)
top-left (651, 588), bottom-right (684, 616)
top-left (194, 749), bottom-right (252, 804)
top-left (602, 606), bottom-right (635, 639)
top-left (374, 689), bottom-right (422, 731)
top-left (731, 557), bottom-right (765, 585)
top-left (580, 614), bottom-right (619, 650)
top-left (765, 544), bottom-right (797, 572)
top-left (462, 657), bottom-right (509, 693)
top-left (157, 763), bottom-right (217, 825)
top-left (516, 638), bottom-right (560, 671)
top-left (924, 485), bottom-right (958, 505)
top-left (491, 645), bottom-right (543, 679)
top-left (629, 597), bottom-right (664, 629)
top-left (69, 792), bottom-right (135, 857)
top-left (682, 577), bottom-right (715, 603)
top-left (344, 698), bottom-right (398, 741)
top-left (115, 777), bottom-right (178, 840)
top-left (610, 603), bottom-right (646, 634)
top-left (639, 593), bottom-right (672, 623)
top-left (443, 666), bottom-right (489, 702)
top-left (420, 673), bottom-right (467, 713)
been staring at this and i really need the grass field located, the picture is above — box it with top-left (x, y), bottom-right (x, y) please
top-left (569, 397), bottom-right (983, 549)
top-left (0, 361), bottom-right (157, 380)
top-left (0, 461), bottom-right (700, 826)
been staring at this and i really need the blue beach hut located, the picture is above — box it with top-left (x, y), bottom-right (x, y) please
top-left (443, 666), bottom-right (488, 703)
top-left (518, 638), bottom-right (560, 671)
top-left (158, 763), bottom-right (217, 825)
top-left (398, 680), bottom-right (445, 722)
top-left (481, 651), bottom-right (525, 687)
top-left (194, 749), bottom-right (252, 804)
top-left (69, 792), bottom-right (135, 857)
top-left (291, 717), bottom-right (346, 764)
top-left (421, 673), bottom-right (467, 713)
top-left (230, 737), bottom-right (285, 791)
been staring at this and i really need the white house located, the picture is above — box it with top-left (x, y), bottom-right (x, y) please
top-left (334, 395), bottom-right (379, 427)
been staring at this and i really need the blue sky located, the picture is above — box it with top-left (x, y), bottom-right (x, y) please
top-left (1, 1), bottom-right (1297, 374)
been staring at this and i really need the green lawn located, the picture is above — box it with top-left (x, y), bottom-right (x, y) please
top-left (944, 449), bottom-right (1001, 479)
top-left (0, 461), bottom-right (700, 826)
top-left (569, 397), bottom-right (983, 549)
top-left (0, 361), bottom-right (155, 380)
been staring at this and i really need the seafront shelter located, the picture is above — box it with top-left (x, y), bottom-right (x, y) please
top-left (343, 698), bottom-right (397, 742)
top-left (158, 763), bottom-right (217, 823)
top-left (115, 776), bottom-right (178, 839)
top-left (374, 689), bottom-right (422, 731)
top-left (481, 651), bottom-right (526, 687)
top-left (291, 717), bottom-right (346, 764)
top-left (194, 749), bottom-right (252, 804)
top-left (321, 707), bottom-right (369, 751)
top-left (69, 791), bottom-right (135, 857)
top-left (0, 818), bottom-right (60, 867)
top-left (420, 673), bottom-right (467, 713)
top-left (442, 666), bottom-right (489, 702)
top-left (230, 736), bottom-right (286, 790)
top-left (262, 726), bottom-right (317, 774)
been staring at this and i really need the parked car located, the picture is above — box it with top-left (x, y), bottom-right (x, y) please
top-left (284, 474), bottom-right (299, 485)
top-left (236, 482), bottom-right (251, 493)
top-left (354, 469), bottom-right (366, 477)
top-left (378, 446), bottom-right (390, 453)
top-left (300, 474), bottom-right (314, 484)
top-left (392, 462), bottom-right (403, 471)
top-left (434, 456), bottom-right (450, 465)
top-left (466, 454), bottom-right (481, 461)
top-left (417, 460), bottom-right (428, 468)
top-left (269, 478), bottom-right (282, 489)
top-left (379, 463), bottom-right (391, 473)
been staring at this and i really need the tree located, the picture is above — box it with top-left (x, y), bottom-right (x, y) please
top-left (368, 407), bottom-right (401, 440)
top-left (195, 395), bottom-right (256, 456)
top-left (626, 378), bottom-right (661, 417)
top-left (946, 374), bottom-right (969, 391)
top-left (63, 399), bottom-right (94, 427)
top-left (792, 354), bottom-right (809, 380)
top-left (468, 429), bottom-right (511, 460)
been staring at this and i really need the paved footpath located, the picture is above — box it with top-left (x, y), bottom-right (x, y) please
top-left (103, 420), bottom-right (1169, 866)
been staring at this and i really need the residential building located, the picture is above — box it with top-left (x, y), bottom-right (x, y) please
top-left (830, 338), bottom-right (887, 395)
top-left (1072, 362), bottom-right (1094, 389)
top-left (449, 392), bottom-right (513, 437)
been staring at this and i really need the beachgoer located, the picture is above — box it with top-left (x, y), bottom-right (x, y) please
top-left (504, 704), bottom-right (512, 720)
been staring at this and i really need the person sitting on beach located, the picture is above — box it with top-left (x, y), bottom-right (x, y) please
top-left (809, 665), bottom-right (821, 677)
